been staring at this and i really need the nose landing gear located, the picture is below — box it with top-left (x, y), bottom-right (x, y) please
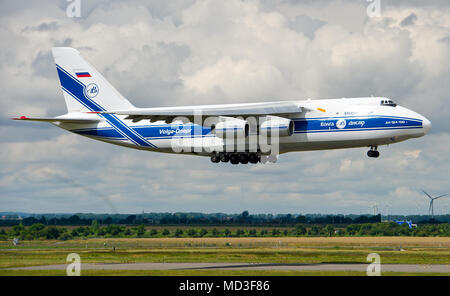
top-left (367, 146), bottom-right (380, 158)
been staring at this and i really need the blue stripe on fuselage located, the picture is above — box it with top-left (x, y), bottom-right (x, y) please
top-left (72, 123), bottom-right (210, 140)
top-left (70, 115), bottom-right (423, 141)
top-left (293, 116), bottom-right (422, 133)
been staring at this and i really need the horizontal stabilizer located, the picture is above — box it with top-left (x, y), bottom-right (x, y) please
top-left (12, 115), bottom-right (101, 124)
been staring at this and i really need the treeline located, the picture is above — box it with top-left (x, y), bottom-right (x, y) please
top-left (2, 212), bottom-right (449, 227)
top-left (1, 222), bottom-right (449, 241)
top-left (0, 212), bottom-right (385, 226)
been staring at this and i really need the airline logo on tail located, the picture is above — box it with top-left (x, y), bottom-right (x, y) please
top-left (85, 83), bottom-right (99, 98)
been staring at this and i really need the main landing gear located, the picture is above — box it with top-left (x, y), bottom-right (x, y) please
top-left (367, 146), bottom-right (380, 158)
top-left (210, 152), bottom-right (269, 165)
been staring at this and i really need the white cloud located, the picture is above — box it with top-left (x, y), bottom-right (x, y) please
top-left (339, 159), bottom-right (365, 174)
top-left (182, 56), bottom-right (286, 100)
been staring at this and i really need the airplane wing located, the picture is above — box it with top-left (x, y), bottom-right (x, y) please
top-left (12, 116), bottom-right (101, 124)
top-left (100, 101), bottom-right (303, 122)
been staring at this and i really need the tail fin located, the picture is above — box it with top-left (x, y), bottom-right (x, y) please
top-left (51, 47), bottom-right (135, 113)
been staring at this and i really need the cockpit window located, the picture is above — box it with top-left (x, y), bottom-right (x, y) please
top-left (380, 99), bottom-right (397, 107)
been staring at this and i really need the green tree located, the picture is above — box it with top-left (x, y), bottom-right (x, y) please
top-left (106, 224), bottom-right (122, 236)
top-left (199, 229), bottom-right (208, 237)
top-left (271, 229), bottom-right (280, 236)
top-left (29, 223), bottom-right (45, 238)
top-left (12, 223), bottom-right (25, 236)
top-left (175, 229), bottom-right (184, 237)
top-left (68, 215), bottom-right (81, 225)
top-left (97, 227), bottom-right (106, 236)
top-left (235, 229), bottom-right (245, 237)
top-left (90, 220), bottom-right (99, 234)
top-left (309, 225), bottom-right (322, 236)
top-left (135, 224), bottom-right (145, 237)
top-left (59, 232), bottom-right (73, 240)
top-left (325, 225), bottom-right (335, 236)
top-left (358, 224), bottom-right (372, 236)
top-left (345, 224), bottom-right (360, 236)
top-left (126, 215), bottom-right (137, 224)
top-left (294, 224), bottom-right (306, 236)
top-left (296, 215), bottom-right (306, 223)
top-left (44, 227), bottom-right (60, 239)
top-left (187, 229), bottom-right (197, 237)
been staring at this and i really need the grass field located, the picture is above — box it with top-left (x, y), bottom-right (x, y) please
top-left (1, 237), bottom-right (449, 275)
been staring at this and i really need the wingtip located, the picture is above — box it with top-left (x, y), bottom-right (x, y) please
top-left (12, 116), bottom-right (28, 120)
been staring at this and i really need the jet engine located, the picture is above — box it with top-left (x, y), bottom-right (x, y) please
top-left (214, 117), bottom-right (249, 138)
top-left (259, 116), bottom-right (294, 137)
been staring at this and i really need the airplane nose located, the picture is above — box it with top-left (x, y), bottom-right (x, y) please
top-left (422, 116), bottom-right (431, 134)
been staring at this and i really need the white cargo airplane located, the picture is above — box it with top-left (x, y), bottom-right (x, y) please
top-left (14, 47), bottom-right (431, 164)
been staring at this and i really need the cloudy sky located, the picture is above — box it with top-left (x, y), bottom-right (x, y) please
top-left (1, 0), bottom-right (449, 215)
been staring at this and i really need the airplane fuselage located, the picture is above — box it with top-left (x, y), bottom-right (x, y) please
top-left (57, 97), bottom-right (431, 158)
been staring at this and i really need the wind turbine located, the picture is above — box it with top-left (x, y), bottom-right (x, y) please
top-left (369, 203), bottom-right (378, 216)
top-left (421, 190), bottom-right (448, 217)
top-left (384, 202), bottom-right (391, 220)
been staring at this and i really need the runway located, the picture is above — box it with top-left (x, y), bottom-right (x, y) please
top-left (8, 263), bottom-right (450, 273)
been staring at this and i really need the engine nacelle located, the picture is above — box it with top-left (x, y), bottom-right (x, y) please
top-left (260, 116), bottom-right (294, 137)
top-left (214, 118), bottom-right (249, 138)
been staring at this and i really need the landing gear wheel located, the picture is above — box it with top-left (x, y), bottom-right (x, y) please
top-left (210, 153), bottom-right (220, 163)
top-left (239, 154), bottom-right (249, 164)
top-left (367, 147), bottom-right (380, 158)
top-left (230, 154), bottom-right (240, 165)
top-left (220, 153), bottom-right (230, 163)
top-left (249, 153), bottom-right (259, 164)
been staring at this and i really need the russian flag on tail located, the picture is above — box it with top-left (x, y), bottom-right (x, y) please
top-left (75, 71), bottom-right (91, 78)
